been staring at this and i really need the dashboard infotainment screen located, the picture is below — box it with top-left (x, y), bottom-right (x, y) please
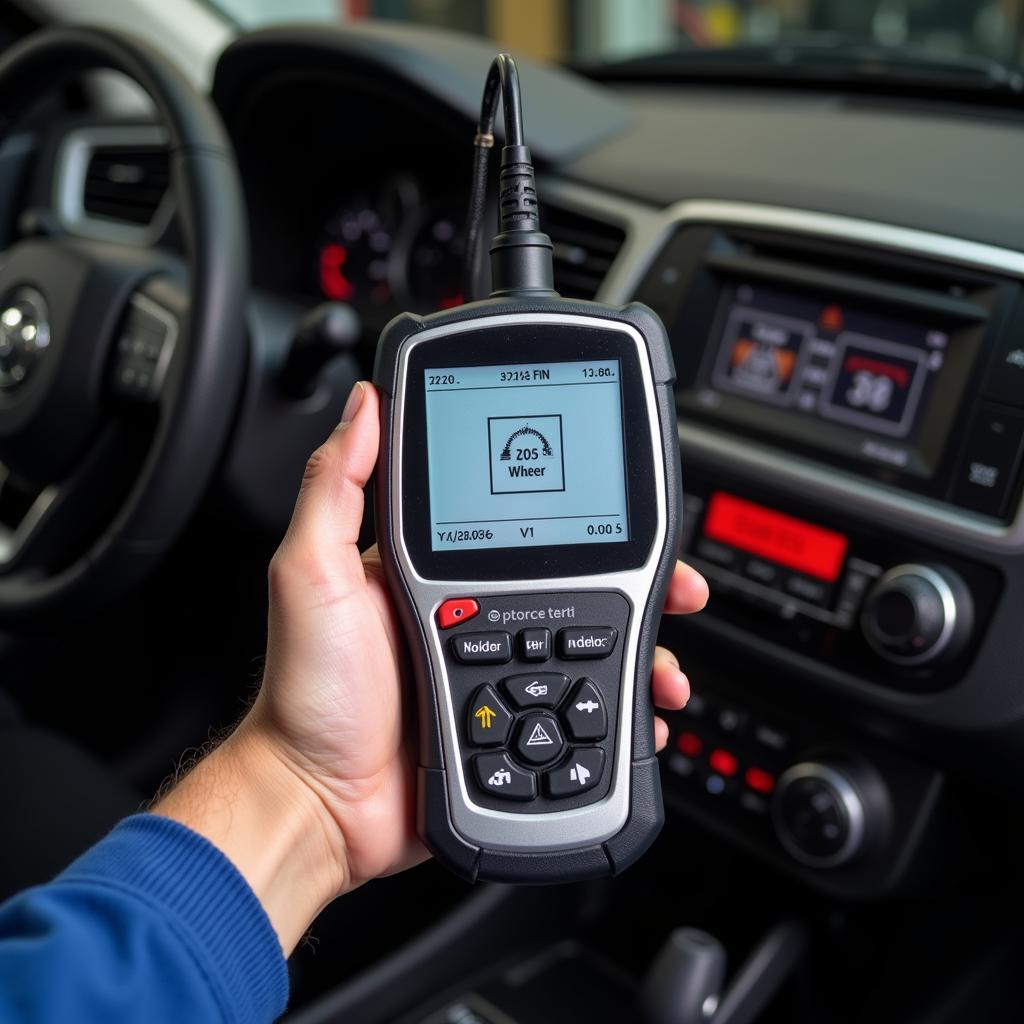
top-left (706, 284), bottom-right (946, 441)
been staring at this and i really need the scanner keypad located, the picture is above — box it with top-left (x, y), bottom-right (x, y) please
top-left (441, 591), bottom-right (630, 812)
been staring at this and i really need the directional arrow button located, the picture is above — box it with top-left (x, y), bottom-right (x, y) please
top-left (546, 747), bottom-right (605, 798)
top-left (467, 685), bottom-right (512, 747)
top-left (502, 672), bottom-right (570, 710)
top-left (563, 680), bottom-right (607, 741)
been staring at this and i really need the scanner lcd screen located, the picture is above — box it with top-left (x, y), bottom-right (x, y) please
top-left (424, 360), bottom-right (630, 551)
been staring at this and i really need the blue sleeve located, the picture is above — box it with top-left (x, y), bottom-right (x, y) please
top-left (0, 814), bottom-right (289, 1024)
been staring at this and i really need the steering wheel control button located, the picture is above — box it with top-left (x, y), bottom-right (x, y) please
top-left (474, 753), bottom-right (536, 801)
top-left (467, 686), bottom-right (512, 747)
top-left (437, 598), bottom-right (480, 630)
top-left (562, 680), bottom-right (607, 741)
top-left (513, 713), bottom-right (565, 766)
top-left (519, 627), bottom-right (552, 662)
top-left (546, 747), bottom-right (605, 798)
top-left (502, 672), bottom-right (570, 710)
top-left (112, 295), bottom-right (176, 401)
top-left (451, 631), bottom-right (512, 665)
top-left (558, 626), bottom-right (618, 660)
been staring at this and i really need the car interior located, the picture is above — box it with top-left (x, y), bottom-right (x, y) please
top-left (1, 0), bottom-right (1024, 1021)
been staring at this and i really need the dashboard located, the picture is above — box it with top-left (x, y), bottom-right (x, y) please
top-left (31, 22), bottom-right (1024, 899)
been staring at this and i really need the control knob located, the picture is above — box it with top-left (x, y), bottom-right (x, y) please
top-left (772, 759), bottom-right (886, 869)
top-left (861, 564), bottom-right (973, 667)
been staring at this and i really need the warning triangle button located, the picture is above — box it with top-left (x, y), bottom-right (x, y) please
top-left (515, 714), bottom-right (564, 766)
top-left (526, 722), bottom-right (553, 746)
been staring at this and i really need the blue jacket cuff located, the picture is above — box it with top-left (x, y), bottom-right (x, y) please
top-left (57, 813), bottom-right (289, 1022)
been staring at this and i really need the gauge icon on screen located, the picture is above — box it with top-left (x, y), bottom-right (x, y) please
top-left (487, 415), bottom-right (565, 495)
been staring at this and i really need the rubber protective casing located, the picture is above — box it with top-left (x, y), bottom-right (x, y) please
top-left (373, 295), bottom-right (682, 884)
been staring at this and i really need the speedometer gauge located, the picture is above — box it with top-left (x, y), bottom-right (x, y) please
top-left (319, 202), bottom-right (392, 305)
top-left (406, 207), bottom-right (465, 311)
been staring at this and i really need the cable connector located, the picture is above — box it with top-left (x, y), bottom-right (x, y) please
top-left (464, 53), bottom-right (555, 300)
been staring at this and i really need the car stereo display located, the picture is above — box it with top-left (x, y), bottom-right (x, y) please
top-left (706, 283), bottom-right (948, 440)
top-left (423, 359), bottom-right (630, 551)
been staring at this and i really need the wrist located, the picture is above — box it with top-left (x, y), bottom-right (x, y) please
top-left (154, 716), bottom-right (349, 954)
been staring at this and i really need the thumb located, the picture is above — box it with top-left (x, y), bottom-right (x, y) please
top-left (274, 381), bottom-right (380, 601)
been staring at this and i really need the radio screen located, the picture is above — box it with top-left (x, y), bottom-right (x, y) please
top-left (423, 360), bottom-right (630, 551)
top-left (704, 492), bottom-right (848, 582)
top-left (707, 284), bottom-right (946, 440)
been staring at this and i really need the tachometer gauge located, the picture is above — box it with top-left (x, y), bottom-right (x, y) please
top-left (406, 207), bottom-right (465, 311)
top-left (318, 201), bottom-right (393, 305)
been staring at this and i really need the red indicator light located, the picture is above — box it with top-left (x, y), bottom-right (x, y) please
top-left (704, 493), bottom-right (848, 583)
top-left (319, 243), bottom-right (354, 301)
top-left (677, 732), bottom-right (703, 758)
top-left (818, 304), bottom-right (844, 333)
top-left (745, 767), bottom-right (776, 794)
top-left (708, 749), bottom-right (738, 777)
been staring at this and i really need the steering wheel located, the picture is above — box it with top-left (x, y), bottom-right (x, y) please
top-left (0, 27), bottom-right (247, 624)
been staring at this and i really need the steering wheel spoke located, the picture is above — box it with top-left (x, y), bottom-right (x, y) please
top-left (0, 422), bottom-right (149, 576)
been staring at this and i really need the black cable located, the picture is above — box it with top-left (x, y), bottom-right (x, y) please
top-left (463, 53), bottom-right (553, 300)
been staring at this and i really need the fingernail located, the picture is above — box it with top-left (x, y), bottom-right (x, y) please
top-left (341, 381), bottom-right (366, 425)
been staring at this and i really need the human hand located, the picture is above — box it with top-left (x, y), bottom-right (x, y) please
top-left (158, 381), bottom-right (707, 953)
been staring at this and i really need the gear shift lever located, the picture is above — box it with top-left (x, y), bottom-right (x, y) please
top-left (641, 920), bottom-right (806, 1024)
top-left (641, 928), bottom-right (727, 1024)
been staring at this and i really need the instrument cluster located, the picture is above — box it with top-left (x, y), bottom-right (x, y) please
top-left (316, 173), bottom-right (465, 322)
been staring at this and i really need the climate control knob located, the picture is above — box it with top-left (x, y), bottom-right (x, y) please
top-left (772, 761), bottom-right (869, 869)
top-left (861, 564), bottom-right (973, 667)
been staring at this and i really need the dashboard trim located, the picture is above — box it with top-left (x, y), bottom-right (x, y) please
top-left (540, 181), bottom-right (1024, 553)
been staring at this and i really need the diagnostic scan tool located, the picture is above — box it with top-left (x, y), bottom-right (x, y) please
top-left (374, 54), bottom-right (682, 883)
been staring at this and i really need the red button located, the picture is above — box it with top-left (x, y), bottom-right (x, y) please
top-left (708, 748), bottom-right (738, 777)
top-left (676, 731), bottom-right (703, 758)
top-left (744, 767), bottom-right (776, 795)
top-left (437, 598), bottom-right (480, 630)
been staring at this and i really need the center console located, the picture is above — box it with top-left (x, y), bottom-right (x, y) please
top-left (590, 201), bottom-right (1024, 893)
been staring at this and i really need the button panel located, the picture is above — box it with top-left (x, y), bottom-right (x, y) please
top-left (679, 469), bottom-right (1003, 695)
top-left (439, 591), bottom-right (630, 814)
top-left (949, 403), bottom-right (1024, 518)
top-left (111, 297), bottom-right (176, 401)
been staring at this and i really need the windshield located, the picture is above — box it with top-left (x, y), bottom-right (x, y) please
top-left (208, 0), bottom-right (1024, 73)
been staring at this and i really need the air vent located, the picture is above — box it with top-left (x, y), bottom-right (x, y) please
top-left (543, 204), bottom-right (625, 300)
top-left (83, 144), bottom-right (170, 226)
